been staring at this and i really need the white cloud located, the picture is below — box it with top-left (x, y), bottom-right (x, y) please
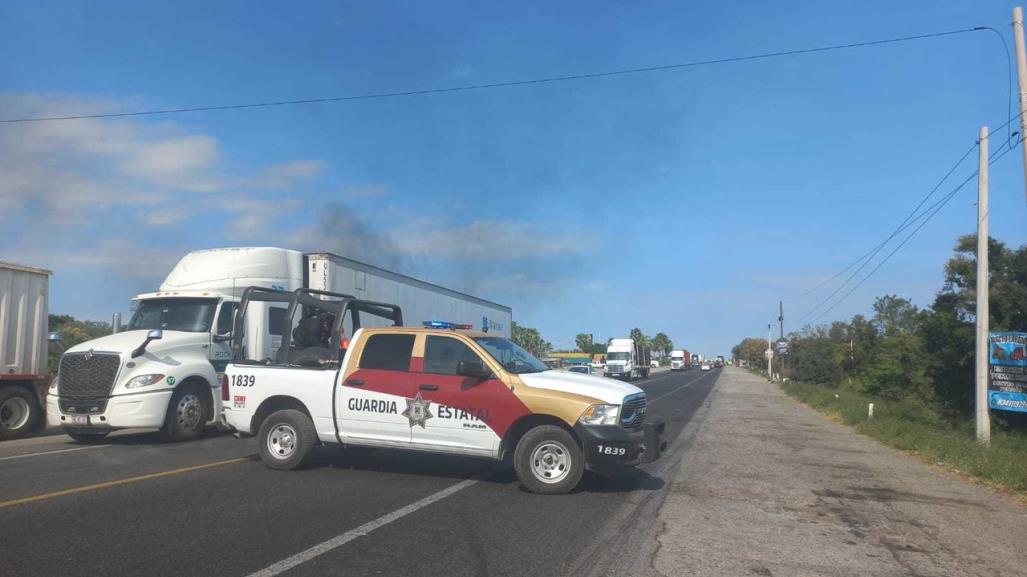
top-left (137, 205), bottom-right (190, 227)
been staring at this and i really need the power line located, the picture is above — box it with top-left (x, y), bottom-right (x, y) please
top-left (812, 142), bottom-right (1015, 321)
top-left (798, 140), bottom-right (979, 318)
top-left (0, 27), bottom-right (988, 124)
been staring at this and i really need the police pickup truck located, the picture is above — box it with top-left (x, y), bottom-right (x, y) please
top-left (222, 288), bottom-right (665, 494)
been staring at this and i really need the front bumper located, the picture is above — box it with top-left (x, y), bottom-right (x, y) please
top-left (47, 389), bottom-right (173, 430)
top-left (574, 417), bottom-right (666, 468)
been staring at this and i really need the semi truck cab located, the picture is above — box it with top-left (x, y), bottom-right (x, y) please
top-left (47, 247), bottom-right (303, 441)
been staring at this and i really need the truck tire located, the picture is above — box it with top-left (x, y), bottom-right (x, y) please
top-left (160, 385), bottom-right (210, 442)
top-left (513, 425), bottom-right (584, 495)
top-left (258, 409), bottom-right (317, 470)
top-left (66, 429), bottom-right (110, 443)
top-left (0, 386), bottom-right (40, 441)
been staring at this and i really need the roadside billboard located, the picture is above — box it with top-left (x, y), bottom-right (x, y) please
top-left (987, 332), bottom-right (1027, 413)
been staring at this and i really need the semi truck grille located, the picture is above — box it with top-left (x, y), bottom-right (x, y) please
top-left (59, 398), bottom-right (109, 414)
top-left (58, 352), bottom-right (121, 399)
top-left (621, 393), bottom-right (647, 429)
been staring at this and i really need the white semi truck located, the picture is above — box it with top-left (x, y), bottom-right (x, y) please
top-left (0, 261), bottom-right (54, 440)
top-left (604, 338), bottom-right (651, 380)
top-left (47, 247), bottom-right (511, 442)
top-left (669, 350), bottom-right (687, 371)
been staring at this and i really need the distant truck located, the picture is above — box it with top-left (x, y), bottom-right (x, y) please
top-left (715, 355), bottom-right (725, 368)
top-left (605, 338), bottom-right (651, 380)
top-left (0, 261), bottom-right (53, 440)
top-left (670, 349), bottom-right (691, 371)
top-left (47, 247), bottom-right (511, 442)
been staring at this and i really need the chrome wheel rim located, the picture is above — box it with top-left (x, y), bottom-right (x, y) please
top-left (176, 393), bottom-right (203, 431)
top-left (267, 423), bottom-right (298, 460)
top-left (0, 397), bottom-right (30, 430)
top-left (530, 440), bottom-right (571, 484)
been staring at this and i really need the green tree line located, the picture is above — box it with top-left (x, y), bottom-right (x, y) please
top-left (734, 234), bottom-right (1027, 422)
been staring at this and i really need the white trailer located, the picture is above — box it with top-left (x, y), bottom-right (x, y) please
top-left (307, 253), bottom-right (511, 338)
top-left (0, 261), bottom-right (52, 439)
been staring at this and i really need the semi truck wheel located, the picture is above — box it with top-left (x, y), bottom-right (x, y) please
top-left (66, 430), bottom-right (110, 443)
top-left (513, 425), bottom-right (584, 495)
top-left (160, 385), bottom-right (210, 442)
top-left (258, 409), bottom-right (318, 470)
top-left (0, 387), bottom-right (40, 440)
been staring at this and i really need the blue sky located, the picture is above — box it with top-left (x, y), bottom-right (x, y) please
top-left (2, 0), bottom-right (1025, 356)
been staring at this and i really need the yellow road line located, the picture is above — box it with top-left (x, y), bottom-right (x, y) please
top-left (0, 456), bottom-right (249, 509)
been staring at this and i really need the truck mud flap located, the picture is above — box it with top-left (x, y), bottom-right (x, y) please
top-left (640, 417), bottom-right (667, 463)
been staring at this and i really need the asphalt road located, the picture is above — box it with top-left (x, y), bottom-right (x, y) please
top-left (0, 367), bottom-right (720, 577)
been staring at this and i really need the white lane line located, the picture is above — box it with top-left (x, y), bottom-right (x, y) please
top-left (0, 444), bottom-right (106, 462)
top-left (648, 370), bottom-right (712, 403)
top-left (246, 477), bottom-right (480, 577)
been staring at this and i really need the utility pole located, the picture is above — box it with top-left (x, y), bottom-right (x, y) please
top-left (767, 323), bottom-right (773, 379)
top-left (976, 126), bottom-right (991, 446)
top-left (778, 301), bottom-right (784, 340)
top-left (1014, 8), bottom-right (1027, 201)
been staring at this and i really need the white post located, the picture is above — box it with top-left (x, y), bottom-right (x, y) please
top-left (767, 324), bottom-right (773, 379)
top-left (976, 126), bottom-right (991, 447)
top-left (1013, 8), bottom-right (1027, 202)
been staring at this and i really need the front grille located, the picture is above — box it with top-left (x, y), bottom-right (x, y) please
top-left (59, 398), bottom-right (109, 414)
top-left (621, 393), bottom-right (647, 429)
top-left (58, 352), bottom-right (121, 399)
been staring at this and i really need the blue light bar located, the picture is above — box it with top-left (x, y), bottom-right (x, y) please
top-left (423, 320), bottom-right (454, 329)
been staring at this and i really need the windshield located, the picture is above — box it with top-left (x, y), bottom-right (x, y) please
top-left (473, 336), bottom-right (548, 374)
top-left (128, 298), bottom-right (217, 333)
top-left (607, 352), bottom-right (630, 361)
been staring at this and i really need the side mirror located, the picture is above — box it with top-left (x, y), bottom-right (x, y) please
top-left (47, 332), bottom-right (62, 342)
top-left (132, 329), bottom-right (164, 358)
top-left (456, 360), bottom-right (491, 380)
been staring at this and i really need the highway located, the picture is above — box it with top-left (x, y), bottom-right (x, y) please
top-left (0, 368), bottom-right (720, 577)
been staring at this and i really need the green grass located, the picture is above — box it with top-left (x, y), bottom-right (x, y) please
top-left (780, 379), bottom-right (1027, 495)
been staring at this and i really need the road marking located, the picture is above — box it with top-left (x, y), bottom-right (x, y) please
top-left (0, 457), bottom-right (249, 509)
top-left (246, 477), bottom-right (480, 577)
top-left (0, 444), bottom-right (106, 462)
top-left (648, 370), bottom-right (713, 403)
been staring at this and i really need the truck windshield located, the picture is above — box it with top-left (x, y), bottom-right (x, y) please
top-left (128, 298), bottom-right (218, 333)
top-left (473, 337), bottom-right (548, 374)
top-left (607, 352), bottom-right (630, 361)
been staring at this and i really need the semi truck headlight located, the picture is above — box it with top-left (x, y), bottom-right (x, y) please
top-left (125, 374), bottom-right (166, 389)
top-left (578, 404), bottom-right (620, 426)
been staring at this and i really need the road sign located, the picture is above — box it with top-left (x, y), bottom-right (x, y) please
top-left (776, 338), bottom-right (789, 355)
top-left (764, 348), bottom-right (773, 360)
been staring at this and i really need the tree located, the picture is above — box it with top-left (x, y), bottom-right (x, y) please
top-left (872, 295), bottom-right (920, 336)
top-left (48, 314), bottom-right (113, 372)
top-left (512, 322), bottom-right (552, 358)
top-left (732, 337), bottom-right (768, 370)
top-left (574, 333), bottom-right (593, 353)
top-left (650, 333), bottom-right (673, 357)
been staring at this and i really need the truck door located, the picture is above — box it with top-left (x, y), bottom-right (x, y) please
top-left (408, 334), bottom-right (503, 455)
top-left (337, 332), bottom-right (418, 446)
top-left (210, 301), bottom-right (236, 373)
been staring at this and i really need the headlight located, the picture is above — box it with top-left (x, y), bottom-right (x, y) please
top-left (49, 376), bottom-right (59, 394)
top-left (578, 404), bottom-right (620, 426)
top-left (125, 374), bottom-right (166, 389)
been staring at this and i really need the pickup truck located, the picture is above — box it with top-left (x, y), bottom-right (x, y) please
top-left (222, 288), bottom-right (665, 494)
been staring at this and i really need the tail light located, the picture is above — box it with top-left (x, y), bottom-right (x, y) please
top-left (221, 374), bottom-right (230, 401)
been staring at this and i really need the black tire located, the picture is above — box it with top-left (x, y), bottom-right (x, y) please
top-left (160, 385), bottom-right (210, 442)
top-left (258, 409), bottom-right (318, 470)
top-left (513, 425), bottom-right (585, 495)
top-left (66, 429), bottom-right (110, 443)
top-left (0, 387), bottom-right (41, 441)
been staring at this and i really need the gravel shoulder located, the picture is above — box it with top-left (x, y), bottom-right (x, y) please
top-left (643, 367), bottom-right (1027, 577)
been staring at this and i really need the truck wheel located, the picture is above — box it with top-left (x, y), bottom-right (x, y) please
top-left (258, 409), bottom-right (317, 470)
top-left (513, 425), bottom-right (584, 495)
top-left (66, 430), bottom-right (110, 443)
top-left (160, 385), bottom-right (210, 442)
top-left (0, 387), bottom-right (40, 440)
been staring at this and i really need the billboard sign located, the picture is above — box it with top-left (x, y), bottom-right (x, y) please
top-left (988, 332), bottom-right (1027, 413)
top-left (775, 338), bottom-right (789, 356)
